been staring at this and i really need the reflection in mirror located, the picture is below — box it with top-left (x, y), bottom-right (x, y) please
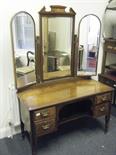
top-left (42, 17), bottom-right (73, 80)
top-left (77, 14), bottom-right (101, 76)
top-left (11, 12), bottom-right (36, 89)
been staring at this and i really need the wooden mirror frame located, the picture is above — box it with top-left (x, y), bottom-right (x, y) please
top-left (38, 5), bottom-right (76, 82)
top-left (76, 14), bottom-right (101, 77)
top-left (11, 11), bottom-right (37, 91)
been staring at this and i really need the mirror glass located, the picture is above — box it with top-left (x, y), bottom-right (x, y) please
top-left (77, 15), bottom-right (101, 76)
top-left (11, 12), bottom-right (36, 89)
top-left (42, 17), bottom-right (73, 80)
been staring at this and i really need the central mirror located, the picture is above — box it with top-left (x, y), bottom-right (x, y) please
top-left (39, 6), bottom-right (75, 81)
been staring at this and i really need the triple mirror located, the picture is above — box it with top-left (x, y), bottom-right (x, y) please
top-left (11, 6), bottom-right (101, 90)
top-left (11, 11), bottom-right (36, 89)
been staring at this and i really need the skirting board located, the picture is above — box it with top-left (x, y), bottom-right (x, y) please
top-left (0, 124), bottom-right (21, 139)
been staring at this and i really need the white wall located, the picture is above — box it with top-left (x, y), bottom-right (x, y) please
top-left (0, 0), bottom-right (108, 138)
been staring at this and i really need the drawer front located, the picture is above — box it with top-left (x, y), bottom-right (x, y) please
top-left (93, 103), bottom-right (109, 117)
top-left (34, 119), bottom-right (56, 136)
top-left (95, 93), bottom-right (112, 105)
top-left (33, 107), bottom-right (56, 121)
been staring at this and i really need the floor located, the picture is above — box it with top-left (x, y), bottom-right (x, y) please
top-left (0, 106), bottom-right (116, 155)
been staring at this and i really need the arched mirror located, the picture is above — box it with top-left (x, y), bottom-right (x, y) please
top-left (11, 11), bottom-right (36, 89)
top-left (39, 6), bottom-right (75, 81)
top-left (77, 14), bottom-right (101, 76)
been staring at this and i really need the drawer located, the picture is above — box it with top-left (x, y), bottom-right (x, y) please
top-left (92, 103), bottom-right (109, 117)
top-left (34, 119), bottom-right (57, 136)
top-left (33, 107), bottom-right (56, 121)
top-left (95, 93), bottom-right (112, 105)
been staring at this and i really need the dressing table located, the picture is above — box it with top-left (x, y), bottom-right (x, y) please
top-left (18, 78), bottom-right (113, 155)
top-left (10, 6), bottom-right (113, 155)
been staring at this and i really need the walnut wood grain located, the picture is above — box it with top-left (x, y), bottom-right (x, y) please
top-left (18, 79), bottom-right (113, 111)
top-left (92, 103), bottom-right (109, 117)
top-left (95, 93), bottom-right (112, 105)
top-left (34, 119), bottom-right (56, 136)
top-left (44, 70), bottom-right (71, 80)
top-left (32, 107), bottom-right (56, 122)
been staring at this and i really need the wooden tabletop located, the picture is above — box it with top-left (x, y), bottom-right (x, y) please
top-left (18, 79), bottom-right (113, 111)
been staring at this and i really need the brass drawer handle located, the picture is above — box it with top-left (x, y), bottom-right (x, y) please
top-left (102, 97), bottom-right (107, 101)
top-left (42, 124), bottom-right (50, 130)
top-left (113, 47), bottom-right (116, 50)
top-left (114, 84), bottom-right (116, 88)
top-left (100, 107), bottom-right (105, 112)
top-left (35, 113), bottom-right (41, 117)
top-left (35, 111), bottom-right (48, 117)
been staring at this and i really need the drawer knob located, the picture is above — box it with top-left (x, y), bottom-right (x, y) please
top-left (100, 107), bottom-right (105, 112)
top-left (42, 124), bottom-right (50, 130)
top-left (36, 113), bottom-right (41, 117)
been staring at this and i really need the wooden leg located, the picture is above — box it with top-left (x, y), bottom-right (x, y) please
top-left (32, 146), bottom-right (36, 155)
top-left (30, 112), bottom-right (38, 155)
top-left (105, 101), bottom-right (112, 133)
top-left (21, 121), bottom-right (25, 139)
top-left (113, 89), bottom-right (116, 105)
top-left (105, 115), bottom-right (110, 133)
top-left (30, 133), bottom-right (38, 155)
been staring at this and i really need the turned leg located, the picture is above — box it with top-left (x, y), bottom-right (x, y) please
top-left (105, 115), bottom-right (110, 133)
top-left (105, 101), bottom-right (112, 133)
top-left (30, 112), bottom-right (38, 155)
top-left (21, 121), bottom-right (25, 139)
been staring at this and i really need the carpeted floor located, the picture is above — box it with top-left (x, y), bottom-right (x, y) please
top-left (0, 106), bottom-right (116, 155)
